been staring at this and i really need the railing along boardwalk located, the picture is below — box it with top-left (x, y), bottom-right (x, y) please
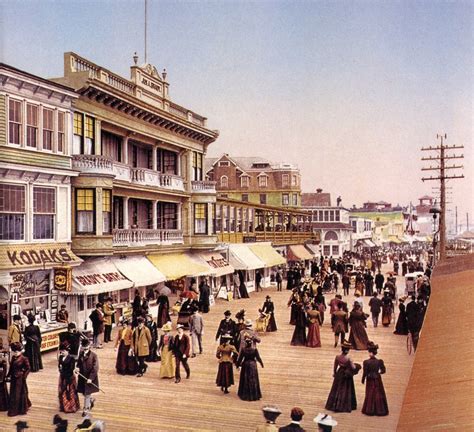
top-left (0, 265), bottom-right (413, 431)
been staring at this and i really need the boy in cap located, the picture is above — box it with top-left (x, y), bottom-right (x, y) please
top-left (279, 407), bottom-right (305, 431)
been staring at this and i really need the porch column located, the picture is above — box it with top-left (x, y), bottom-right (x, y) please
top-left (152, 147), bottom-right (158, 172)
top-left (123, 196), bottom-right (129, 229)
top-left (123, 136), bottom-right (129, 165)
top-left (177, 203), bottom-right (182, 230)
top-left (152, 200), bottom-right (158, 230)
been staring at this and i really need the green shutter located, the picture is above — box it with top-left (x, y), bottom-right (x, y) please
top-left (0, 94), bottom-right (6, 146)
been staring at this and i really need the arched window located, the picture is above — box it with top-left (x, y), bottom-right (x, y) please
top-left (324, 230), bottom-right (338, 241)
top-left (220, 175), bottom-right (228, 188)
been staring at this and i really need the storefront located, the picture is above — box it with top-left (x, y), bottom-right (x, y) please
top-left (0, 243), bottom-right (82, 351)
top-left (63, 258), bottom-right (134, 330)
top-left (248, 243), bottom-right (286, 287)
top-left (227, 244), bottom-right (265, 293)
top-left (305, 243), bottom-right (320, 258)
top-left (287, 244), bottom-right (314, 273)
top-left (190, 251), bottom-right (235, 300)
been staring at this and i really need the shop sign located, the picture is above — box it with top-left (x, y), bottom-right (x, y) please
top-left (1, 244), bottom-right (80, 270)
top-left (243, 236), bottom-right (257, 243)
top-left (40, 328), bottom-right (67, 352)
top-left (54, 267), bottom-right (72, 292)
top-left (75, 272), bottom-right (128, 287)
top-left (206, 257), bottom-right (229, 269)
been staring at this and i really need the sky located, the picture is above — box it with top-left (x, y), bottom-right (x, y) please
top-left (1, 0), bottom-right (472, 231)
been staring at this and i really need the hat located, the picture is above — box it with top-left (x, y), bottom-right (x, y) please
top-left (368, 342), bottom-right (379, 354)
top-left (13, 314), bottom-right (21, 321)
top-left (244, 319), bottom-right (253, 328)
top-left (60, 304), bottom-right (67, 309)
top-left (176, 324), bottom-right (185, 330)
top-left (67, 322), bottom-right (77, 330)
top-left (224, 310), bottom-right (232, 316)
top-left (262, 405), bottom-right (282, 414)
top-left (15, 421), bottom-right (29, 429)
top-left (10, 342), bottom-right (23, 352)
top-left (262, 405), bottom-right (282, 422)
top-left (341, 341), bottom-right (352, 349)
top-left (161, 322), bottom-right (172, 332)
top-left (137, 317), bottom-right (145, 324)
top-left (399, 296), bottom-right (407, 302)
top-left (59, 342), bottom-right (70, 352)
top-left (221, 333), bottom-right (233, 340)
top-left (354, 290), bottom-right (361, 296)
top-left (314, 413), bottom-right (338, 427)
top-left (81, 338), bottom-right (91, 348)
top-left (290, 407), bottom-right (305, 421)
top-left (384, 288), bottom-right (390, 293)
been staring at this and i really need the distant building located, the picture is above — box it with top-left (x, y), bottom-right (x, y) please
top-left (361, 201), bottom-right (392, 211)
top-left (205, 154), bottom-right (301, 208)
top-left (301, 188), bottom-right (331, 207)
top-left (416, 196), bottom-right (435, 237)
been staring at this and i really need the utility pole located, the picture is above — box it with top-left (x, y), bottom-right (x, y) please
top-left (144, 0), bottom-right (148, 63)
top-left (468, 213), bottom-right (470, 232)
top-left (421, 134), bottom-right (464, 261)
top-left (455, 206), bottom-right (458, 235)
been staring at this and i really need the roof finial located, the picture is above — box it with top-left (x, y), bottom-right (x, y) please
top-left (133, 52), bottom-right (139, 65)
top-left (162, 68), bottom-right (167, 81)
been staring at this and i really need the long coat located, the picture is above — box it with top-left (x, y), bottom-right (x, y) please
top-left (7, 354), bottom-right (31, 416)
top-left (24, 324), bottom-right (43, 372)
top-left (8, 324), bottom-right (22, 346)
top-left (77, 350), bottom-right (99, 396)
top-left (362, 357), bottom-right (389, 416)
top-left (348, 310), bottom-right (370, 350)
top-left (131, 326), bottom-right (152, 357)
top-left (173, 334), bottom-right (191, 359)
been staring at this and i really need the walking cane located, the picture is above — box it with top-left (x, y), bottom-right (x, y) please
top-left (76, 372), bottom-right (106, 394)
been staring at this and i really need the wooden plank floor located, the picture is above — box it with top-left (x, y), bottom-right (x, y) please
top-left (0, 267), bottom-right (413, 431)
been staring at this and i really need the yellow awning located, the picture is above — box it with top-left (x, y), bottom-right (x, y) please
top-left (248, 243), bottom-right (286, 268)
top-left (288, 244), bottom-right (314, 261)
top-left (147, 253), bottom-right (211, 280)
top-left (388, 236), bottom-right (402, 244)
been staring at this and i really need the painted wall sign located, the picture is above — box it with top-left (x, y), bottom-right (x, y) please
top-left (75, 272), bottom-right (128, 287)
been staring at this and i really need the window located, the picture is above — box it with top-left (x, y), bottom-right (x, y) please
top-left (218, 161), bottom-right (230, 167)
top-left (258, 175), bottom-right (268, 187)
top-left (260, 194), bottom-right (267, 205)
top-left (33, 187), bottom-right (55, 239)
top-left (324, 210), bottom-right (329, 221)
top-left (84, 116), bottom-right (95, 154)
top-left (351, 220), bottom-right (357, 233)
top-left (73, 113), bottom-right (94, 155)
top-left (335, 210), bottom-right (340, 222)
top-left (241, 176), bottom-right (249, 188)
top-left (292, 193), bottom-right (298, 206)
top-left (220, 176), bottom-right (228, 188)
top-left (282, 193), bottom-right (289, 206)
top-left (9, 99), bottom-right (22, 145)
top-left (192, 152), bottom-right (203, 181)
top-left (323, 245), bottom-right (331, 256)
top-left (102, 190), bottom-right (111, 234)
top-left (57, 111), bottom-right (65, 153)
top-left (312, 211), bottom-right (317, 222)
top-left (26, 103), bottom-right (38, 148)
top-left (194, 203), bottom-right (207, 234)
top-left (0, 184), bottom-right (25, 240)
top-left (158, 202), bottom-right (178, 229)
top-left (157, 149), bottom-right (177, 174)
top-left (102, 132), bottom-right (122, 162)
top-left (241, 194), bottom-right (248, 202)
top-left (73, 112), bottom-right (83, 154)
top-left (76, 189), bottom-right (95, 234)
top-left (292, 175), bottom-right (298, 186)
top-left (42, 108), bottom-right (54, 151)
top-left (215, 205), bottom-right (222, 232)
top-left (332, 245), bottom-right (339, 256)
top-left (282, 174), bottom-right (289, 187)
top-left (330, 210), bottom-right (335, 221)
top-left (325, 230), bottom-right (338, 241)
top-left (319, 210), bottom-right (323, 221)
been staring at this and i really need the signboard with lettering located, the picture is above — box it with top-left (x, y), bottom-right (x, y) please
top-left (40, 328), bottom-right (67, 352)
top-left (54, 267), bottom-right (72, 292)
top-left (0, 244), bottom-right (81, 270)
top-left (243, 236), bottom-right (257, 243)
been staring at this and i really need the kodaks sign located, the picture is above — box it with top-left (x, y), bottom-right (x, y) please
top-left (0, 244), bottom-right (81, 270)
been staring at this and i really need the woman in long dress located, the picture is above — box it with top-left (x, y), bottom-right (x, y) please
top-left (362, 343), bottom-right (389, 416)
top-left (0, 352), bottom-right (9, 411)
top-left (394, 298), bottom-right (409, 335)
top-left (236, 338), bottom-right (264, 401)
top-left (348, 303), bottom-right (370, 350)
top-left (216, 334), bottom-right (238, 394)
top-left (58, 342), bottom-right (80, 413)
top-left (290, 302), bottom-right (307, 346)
top-left (7, 342), bottom-right (31, 417)
top-left (157, 294), bottom-right (171, 328)
top-left (260, 296), bottom-right (277, 332)
top-left (158, 323), bottom-right (175, 379)
top-left (306, 305), bottom-right (322, 348)
top-left (115, 319), bottom-right (136, 375)
top-left (146, 315), bottom-right (159, 362)
top-left (381, 291), bottom-right (394, 327)
top-left (24, 315), bottom-right (42, 372)
top-left (314, 286), bottom-right (327, 324)
top-left (237, 271), bottom-right (249, 299)
top-left (325, 342), bottom-right (361, 413)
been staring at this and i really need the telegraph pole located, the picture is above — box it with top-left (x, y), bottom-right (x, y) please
top-left (455, 206), bottom-right (458, 235)
top-left (421, 134), bottom-right (464, 261)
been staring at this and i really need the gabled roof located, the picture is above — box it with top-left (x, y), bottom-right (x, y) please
top-left (301, 192), bottom-right (332, 207)
top-left (206, 154), bottom-right (296, 174)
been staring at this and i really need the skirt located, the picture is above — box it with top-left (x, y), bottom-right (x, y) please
top-left (325, 368), bottom-right (357, 413)
top-left (116, 341), bottom-right (137, 375)
top-left (58, 376), bottom-right (80, 413)
top-left (159, 346), bottom-right (176, 378)
top-left (238, 360), bottom-right (262, 401)
top-left (216, 362), bottom-right (234, 388)
top-left (306, 322), bottom-right (321, 348)
top-left (0, 382), bottom-right (9, 411)
top-left (362, 377), bottom-right (389, 416)
top-left (266, 314), bottom-right (277, 332)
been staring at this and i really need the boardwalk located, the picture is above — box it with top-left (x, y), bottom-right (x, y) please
top-left (0, 269), bottom-right (413, 431)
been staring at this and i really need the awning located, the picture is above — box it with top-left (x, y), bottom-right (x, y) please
top-left (110, 256), bottom-right (166, 287)
top-left (364, 239), bottom-right (377, 248)
top-left (305, 243), bottom-right (320, 256)
top-left (66, 258), bottom-right (134, 296)
top-left (387, 236), bottom-right (402, 244)
top-left (287, 244), bottom-right (314, 261)
top-left (191, 252), bottom-right (234, 278)
top-left (248, 243), bottom-right (286, 268)
top-left (228, 244), bottom-right (265, 271)
top-left (147, 253), bottom-right (211, 280)
top-left (0, 243), bottom-right (82, 271)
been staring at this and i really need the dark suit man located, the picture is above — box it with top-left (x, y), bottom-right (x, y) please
top-left (199, 279), bottom-right (211, 313)
top-left (279, 407), bottom-right (305, 431)
top-left (215, 310), bottom-right (236, 344)
top-left (173, 324), bottom-right (190, 383)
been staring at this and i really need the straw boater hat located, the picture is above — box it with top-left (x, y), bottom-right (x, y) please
top-left (161, 322), bottom-right (172, 332)
top-left (262, 405), bottom-right (282, 423)
top-left (221, 333), bottom-right (233, 340)
top-left (244, 319), bottom-right (253, 328)
top-left (314, 413), bottom-right (338, 427)
top-left (176, 324), bottom-right (185, 330)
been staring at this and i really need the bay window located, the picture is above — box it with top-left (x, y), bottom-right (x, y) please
top-left (0, 184), bottom-right (25, 240)
top-left (33, 187), bottom-right (55, 239)
top-left (194, 203), bottom-right (207, 234)
top-left (76, 189), bottom-right (95, 234)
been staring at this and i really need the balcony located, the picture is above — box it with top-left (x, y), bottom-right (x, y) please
top-left (72, 155), bottom-right (114, 176)
top-left (113, 228), bottom-right (183, 247)
top-left (191, 180), bottom-right (216, 194)
top-left (254, 230), bottom-right (315, 245)
top-left (130, 168), bottom-right (185, 191)
top-left (112, 162), bottom-right (132, 182)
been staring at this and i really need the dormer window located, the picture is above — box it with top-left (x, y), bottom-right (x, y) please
top-left (258, 175), bottom-right (268, 188)
top-left (241, 176), bottom-right (250, 187)
top-left (220, 175), bottom-right (229, 188)
top-left (219, 161), bottom-right (230, 167)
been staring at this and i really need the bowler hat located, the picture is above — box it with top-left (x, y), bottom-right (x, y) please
top-left (224, 310), bottom-right (231, 316)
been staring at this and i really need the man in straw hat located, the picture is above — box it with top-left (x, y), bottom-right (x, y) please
top-left (279, 407), bottom-right (305, 431)
top-left (314, 413), bottom-right (337, 431)
top-left (256, 405), bottom-right (282, 432)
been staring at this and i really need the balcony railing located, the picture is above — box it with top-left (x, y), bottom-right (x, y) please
top-left (72, 155), bottom-right (114, 175)
top-left (130, 168), bottom-right (160, 186)
top-left (160, 173), bottom-right (184, 191)
top-left (191, 180), bottom-right (216, 193)
top-left (112, 228), bottom-right (183, 247)
top-left (254, 231), bottom-right (315, 243)
top-left (112, 162), bottom-right (132, 182)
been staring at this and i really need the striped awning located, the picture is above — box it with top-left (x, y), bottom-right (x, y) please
top-left (147, 253), bottom-right (212, 280)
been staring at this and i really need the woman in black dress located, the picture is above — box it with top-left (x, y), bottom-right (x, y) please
top-left (58, 343), bottom-right (80, 413)
top-left (362, 343), bottom-right (389, 416)
top-left (393, 297), bottom-right (409, 335)
top-left (314, 286), bottom-right (327, 324)
top-left (325, 341), bottom-right (361, 413)
top-left (156, 294), bottom-right (171, 328)
top-left (7, 342), bottom-right (31, 417)
top-left (0, 352), bottom-right (9, 411)
top-left (260, 296), bottom-right (277, 332)
top-left (290, 302), bottom-right (307, 346)
top-left (237, 270), bottom-right (249, 299)
top-left (24, 314), bottom-right (42, 372)
top-left (236, 338), bottom-right (264, 401)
